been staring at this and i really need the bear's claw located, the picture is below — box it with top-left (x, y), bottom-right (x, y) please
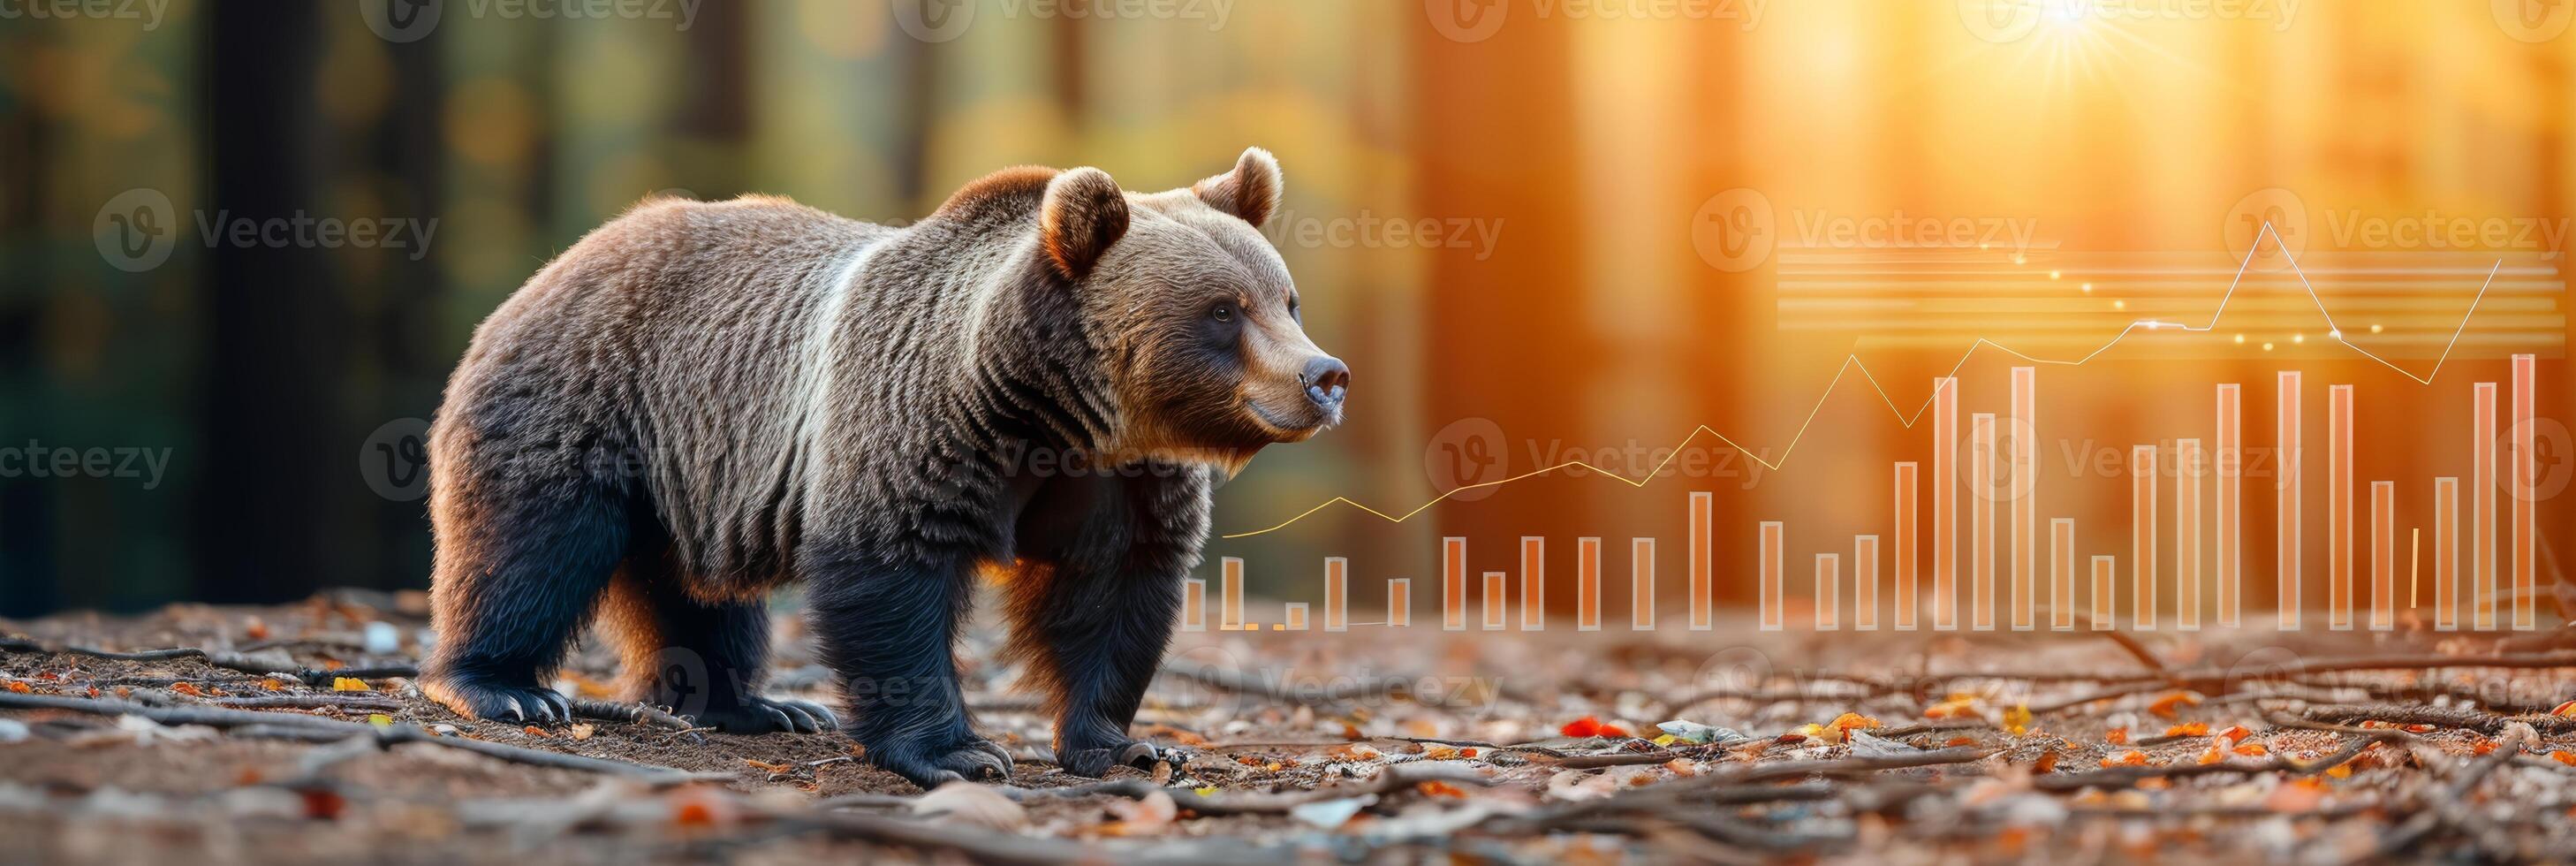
top-left (1061, 740), bottom-right (1192, 778)
top-left (685, 696), bottom-right (841, 734)
top-left (872, 737), bottom-right (1016, 789)
top-left (422, 678), bottom-right (572, 725)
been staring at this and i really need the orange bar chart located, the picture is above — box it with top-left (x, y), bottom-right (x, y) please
top-left (1972, 413), bottom-right (1996, 631)
top-left (1442, 537), bottom-right (1466, 632)
top-left (2474, 381), bottom-right (2496, 630)
top-left (1759, 521), bottom-right (1784, 631)
top-left (1324, 558), bottom-right (1347, 632)
top-left (2178, 437), bottom-right (2202, 631)
top-left (1894, 462), bottom-right (1919, 631)
top-left (2512, 353), bottom-right (2535, 630)
top-left (2331, 385), bottom-right (2365, 631)
top-left (1815, 553), bottom-right (1840, 631)
top-left (1283, 603), bottom-right (1308, 631)
top-left (2050, 519), bottom-right (2075, 630)
top-left (2278, 371), bottom-right (2302, 630)
top-left (1222, 557), bottom-right (1246, 631)
top-left (2370, 481), bottom-right (2394, 630)
top-left (1689, 491), bottom-right (1712, 630)
top-left (1520, 536), bottom-right (1544, 631)
top-left (2132, 444), bottom-right (2157, 629)
top-left (1933, 376), bottom-right (1958, 630)
top-left (2436, 476), bottom-right (2459, 631)
top-left (1632, 538), bottom-right (1656, 630)
top-left (1854, 536), bottom-right (1879, 631)
top-left (1578, 536), bottom-right (1602, 631)
top-left (2011, 367), bottom-right (2036, 632)
top-left (1183, 578), bottom-right (1205, 632)
top-left (1482, 572), bottom-right (1506, 631)
top-left (2216, 384), bottom-right (2242, 627)
top-left (2091, 556), bottom-right (2116, 629)
top-left (1387, 579), bottom-right (1410, 627)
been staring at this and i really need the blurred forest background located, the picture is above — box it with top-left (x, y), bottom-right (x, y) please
top-left (3, 1), bottom-right (2572, 624)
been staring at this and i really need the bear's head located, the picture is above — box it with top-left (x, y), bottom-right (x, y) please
top-left (1031, 148), bottom-right (1348, 465)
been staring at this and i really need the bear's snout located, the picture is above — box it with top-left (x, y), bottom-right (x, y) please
top-left (1301, 356), bottom-right (1349, 409)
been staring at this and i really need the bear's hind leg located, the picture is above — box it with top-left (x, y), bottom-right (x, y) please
top-left (806, 547), bottom-right (1011, 788)
top-left (597, 571), bottom-right (837, 733)
top-left (420, 460), bottom-right (630, 725)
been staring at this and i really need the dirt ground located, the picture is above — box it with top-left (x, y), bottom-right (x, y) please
top-left (4, 589), bottom-right (2574, 864)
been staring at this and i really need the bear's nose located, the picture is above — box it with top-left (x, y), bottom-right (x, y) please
top-left (1302, 356), bottom-right (1350, 407)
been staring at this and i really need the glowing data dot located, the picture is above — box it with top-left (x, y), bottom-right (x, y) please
top-left (2234, 334), bottom-right (2246, 344)
top-left (2080, 283), bottom-right (2094, 292)
top-left (2293, 333), bottom-right (2306, 344)
top-left (2369, 323), bottom-right (2383, 334)
top-left (2049, 270), bottom-right (2062, 279)
top-left (2262, 342), bottom-right (2276, 351)
top-left (2329, 329), bottom-right (2342, 339)
top-left (2113, 300), bottom-right (2126, 309)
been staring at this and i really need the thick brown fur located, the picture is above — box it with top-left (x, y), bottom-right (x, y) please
top-left (419, 148), bottom-right (1346, 788)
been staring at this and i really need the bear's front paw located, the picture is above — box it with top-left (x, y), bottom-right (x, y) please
top-left (682, 696), bottom-right (841, 734)
top-left (1060, 740), bottom-right (1193, 778)
top-left (421, 676), bottom-right (572, 725)
top-left (869, 736), bottom-right (1016, 789)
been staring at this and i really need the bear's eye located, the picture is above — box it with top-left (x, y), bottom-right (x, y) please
top-left (1209, 302), bottom-right (1236, 323)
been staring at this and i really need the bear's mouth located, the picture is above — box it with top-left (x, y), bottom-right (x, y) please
top-left (1243, 397), bottom-right (1336, 441)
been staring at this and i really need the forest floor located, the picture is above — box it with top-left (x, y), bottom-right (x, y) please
top-left (4, 590), bottom-right (2575, 864)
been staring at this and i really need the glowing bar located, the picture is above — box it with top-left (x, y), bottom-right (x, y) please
top-left (1895, 461), bottom-right (1919, 631)
top-left (2436, 476), bottom-right (2459, 631)
top-left (1973, 412), bottom-right (1996, 631)
top-left (1933, 376), bottom-right (1958, 630)
top-left (2011, 367), bottom-right (2036, 632)
top-left (1283, 603), bottom-right (1308, 631)
top-left (1815, 553), bottom-right (1841, 631)
top-left (1386, 579), bottom-right (1410, 627)
top-left (1689, 491), bottom-right (1712, 630)
top-left (1482, 571), bottom-right (1506, 631)
top-left (1632, 538), bottom-right (1656, 630)
top-left (2050, 519), bottom-right (2075, 630)
top-left (1854, 536), bottom-right (1880, 631)
top-left (1519, 536), bottom-right (1544, 631)
top-left (2133, 444), bottom-right (2157, 629)
top-left (2370, 481), bottom-right (2394, 630)
top-left (1759, 521), bottom-right (1785, 631)
top-left (2178, 437), bottom-right (2202, 631)
top-left (1324, 558), bottom-right (1347, 632)
top-left (2278, 371), bottom-right (2302, 630)
top-left (1442, 537), bottom-right (1467, 631)
top-left (2330, 385), bottom-right (2353, 630)
top-left (2513, 353), bottom-right (2536, 630)
top-left (1578, 536), bottom-right (1602, 631)
top-left (1182, 578), bottom-right (1206, 632)
top-left (2474, 382), bottom-right (2496, 630)
top-left (2091, 556), bottom-right (2116, 629)
top-left (1221, 557), bottom-right (1246, 631)
top-left (2216, 384), bottom-right (2242, 627)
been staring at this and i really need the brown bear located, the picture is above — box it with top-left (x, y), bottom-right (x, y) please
top-left (418, 148), bottom-right (1346, 788)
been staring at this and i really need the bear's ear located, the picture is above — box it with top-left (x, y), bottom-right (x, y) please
top-left (1041, 167), bottom-right (1129, 281)
top-left (1192, 147), bottom-right (1282, 229)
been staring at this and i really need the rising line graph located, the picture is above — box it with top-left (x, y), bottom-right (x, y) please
top-left (1221, 224), bottom-right (2508, 539)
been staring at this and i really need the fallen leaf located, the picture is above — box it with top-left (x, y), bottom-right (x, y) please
top-left (2165, 722), bottom-right (2210, 737)
top-left (2033, 750), bottom-right (2058, 773)
top-left (2551, 701), bottom-right (2576, 718)
top-left (170, 682), bottom-right (201, 696)
top-left (522, 725), bottom-right (550, 738)
top-left (299, 788), bottom-right (345, 820)
top-left (2002, 704), bottom-right (2033, 736)
top-left (2552, 751), bottom-right (2576, 767)
top-left (2234, 742), bottom-right (2269, 756)
top-left (1560, 715), bottom-right (1603, 738)
top-left (330, 678), bottom-right (371, 693)
top-left (1416, 780), bottom-right (1468, 798)
top-left (4, 682), bottom-right (27, 695)
top-left (913, 780), bottom-right (1027, 832)
top-left (1100, 790), bottom-right (1178, 836)
top-left (744, 758), bottom-right (790, 773)
top-left (2106, 727), bottom-right (2130, 745)
top-left (569, 723), bottom-right (595, 741)
top-left (1289, 796), bottom-right (1372, 829)
top-left (2148, 692), bottom-right (2201, 719)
